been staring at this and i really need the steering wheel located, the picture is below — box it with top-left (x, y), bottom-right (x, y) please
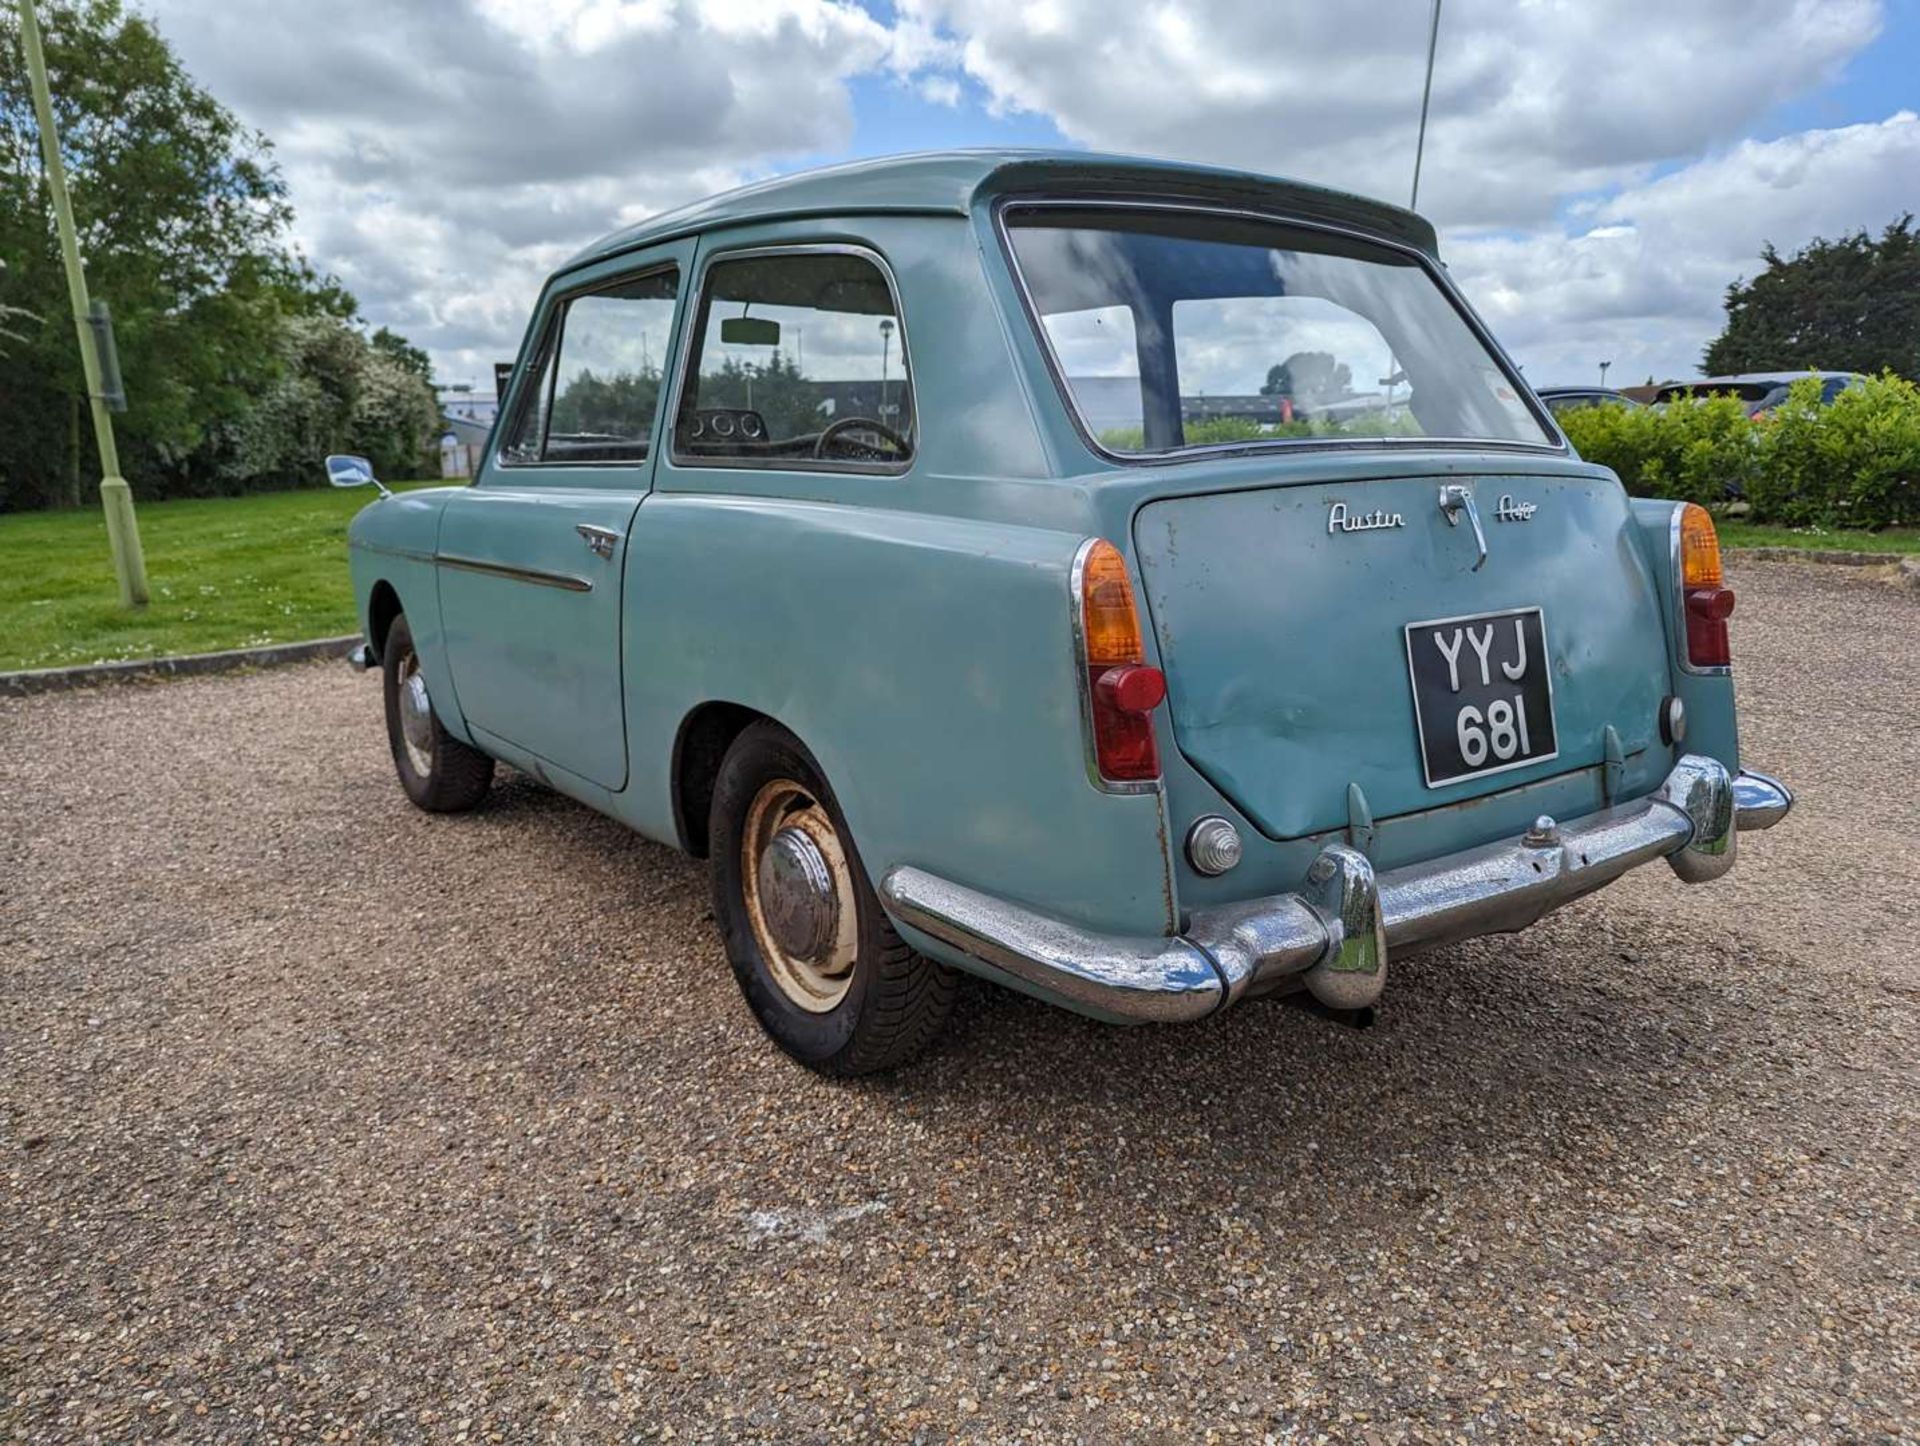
top-left (813, 416), bottom-right (909, 460)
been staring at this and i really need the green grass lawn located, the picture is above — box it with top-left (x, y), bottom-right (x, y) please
top-left (1717, 521), bottom-right (1920, 555)
top-left (0, 483), bottom-right (441, 672)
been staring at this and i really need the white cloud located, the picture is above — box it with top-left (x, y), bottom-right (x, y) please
top-left (910, 0), bottom-right (1882, 228)
top-left (1450, 112), bottom-right (1920, 384)
top-left (141, 0), bottom-right (1903, 392)
top-left (149, 0), bottom-right (910, 384)
top-left (906, 0), bottom-right (1901, 382)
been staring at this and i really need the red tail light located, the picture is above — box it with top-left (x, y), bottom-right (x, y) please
top-left (1677, 503), bottom-right (1734, 670)
top-left (1076, 539), bottom-right (1164, 784)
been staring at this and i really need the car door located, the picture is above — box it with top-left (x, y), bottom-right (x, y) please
top-left (438, 241), bottom-right (691, 790)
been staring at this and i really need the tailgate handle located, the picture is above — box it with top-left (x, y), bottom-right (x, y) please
top-left (1438, 484), bottom-right (1488, 572)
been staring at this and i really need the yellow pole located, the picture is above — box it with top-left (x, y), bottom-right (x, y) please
top-left (19, 0), bottom-right (148, 606)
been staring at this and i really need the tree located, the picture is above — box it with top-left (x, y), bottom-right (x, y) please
top-left (194, 313), bottom-right (440, 490)
top-left (372, 326), bottom-right (433, 384)
top-left (0, 1), bottom-right (437, 508)
top-left (1262, 350), bottom-right (1351, 403)
top-left (1704, 216), bottom-right (1920, 382)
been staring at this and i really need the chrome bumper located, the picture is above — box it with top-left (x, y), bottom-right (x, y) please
top-left (880, 755), bottom-right (1792, 1024)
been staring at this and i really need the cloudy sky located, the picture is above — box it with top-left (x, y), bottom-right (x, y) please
top-left (146, 0), bottom-right (1918, 392)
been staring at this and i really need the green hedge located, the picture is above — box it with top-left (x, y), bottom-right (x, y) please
top-left (1559, 373), bottom-right (1920, 529)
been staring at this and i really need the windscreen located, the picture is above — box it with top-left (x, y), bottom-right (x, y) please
top-left (1004, 207), bottom-right (1554, 454)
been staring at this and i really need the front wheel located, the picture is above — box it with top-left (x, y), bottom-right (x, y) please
top-left (381, 613), bottom-right (494, 813)
top-left (709, 722), bottom-right (955, 1075)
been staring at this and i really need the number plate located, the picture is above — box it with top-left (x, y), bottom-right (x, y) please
top-left (1404, 607), bottom-right (1559, 788)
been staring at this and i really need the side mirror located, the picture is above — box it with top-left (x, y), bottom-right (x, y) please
top-left (326, 454), bottom-right (390, 497)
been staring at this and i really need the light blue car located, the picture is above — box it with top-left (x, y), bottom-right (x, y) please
top-left (329, 151), bottom-right (1792, 1075)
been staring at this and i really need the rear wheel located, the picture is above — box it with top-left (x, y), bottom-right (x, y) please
top-left (382, 613), bottom-right (493, 813)
top-left (709, 721), bottom-right (955, 1075)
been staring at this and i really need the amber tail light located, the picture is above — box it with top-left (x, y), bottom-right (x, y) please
top-left (1077, 539), bottom-right (1166, 783)
top-left (1678, 503), bottom-right (1734, 670)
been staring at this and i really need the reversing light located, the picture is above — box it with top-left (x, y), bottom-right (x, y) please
top-left (1677, 503), bottom-right (1734, 671)
top-left (1661, 695), bottom-right (1688, 746)
top-left (1186, 816), bottom-right (1243, 876)
top-left (1077, 539), bottom-right (1164, 784)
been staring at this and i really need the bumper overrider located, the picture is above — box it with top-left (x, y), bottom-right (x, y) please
top-left (880, 755), bottom-right (1792, 1023)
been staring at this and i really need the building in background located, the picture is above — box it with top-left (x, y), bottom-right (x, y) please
top-left (437, 385), bottom-right (498, 477)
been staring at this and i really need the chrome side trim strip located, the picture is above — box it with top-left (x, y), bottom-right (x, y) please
top-left (356, 542), bottom-right (436, 564)
top-left (433, 554), bottom-right (593, 593)
top-left (883, 754), bottom-right (1785, 1024)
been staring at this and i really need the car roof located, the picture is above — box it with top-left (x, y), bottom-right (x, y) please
top-left (1534, 386), bottom-right (1621, 395)
top-left (1662, 371), bottom-right (1862, 387)
top-left (563, 149), bottom-right (1439, 274)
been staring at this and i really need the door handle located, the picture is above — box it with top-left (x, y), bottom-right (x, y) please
top-left (1437, 484), bottom-right (1487, 572)
top-left (576, 524), bottom-right (620, 559)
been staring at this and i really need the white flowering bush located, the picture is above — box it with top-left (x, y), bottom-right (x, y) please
top-left (194, 314), bottom-right (437, 490)
top-left (350, 347), bottom-right (441, 479)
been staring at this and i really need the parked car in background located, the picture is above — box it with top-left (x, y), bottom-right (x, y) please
top-left (1652, 371), bottom-right (1864, 418)
top-left (1534, 386), bottom-right (1644, 419)
top-left (327, 151), bottom-right (1792, 1076)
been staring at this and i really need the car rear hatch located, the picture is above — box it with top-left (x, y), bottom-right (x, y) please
top-left (1131, 472), bottom-right (1670, 840)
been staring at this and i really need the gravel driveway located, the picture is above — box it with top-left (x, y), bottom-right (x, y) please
top-left (4, 560), bottom-right (1916, 1443)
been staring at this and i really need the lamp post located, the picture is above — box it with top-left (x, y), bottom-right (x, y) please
top-left (19, 0), bottom-right (148, 607)
top-left (1599, 360), bottom-right (1612, 388)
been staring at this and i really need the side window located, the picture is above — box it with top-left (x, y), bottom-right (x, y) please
top-left (500, 269), bottom-right (678, 465)
top-left (674, 250), bottom-right (913, 469)
top-left (499, 336), bottom-right (555, 464)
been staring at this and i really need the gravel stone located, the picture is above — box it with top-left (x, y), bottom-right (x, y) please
top-left (3, 559), bottom-right (1916, 1441)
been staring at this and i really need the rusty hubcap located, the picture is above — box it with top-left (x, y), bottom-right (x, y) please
top-left (742, 779), bottom-right (858, 1012)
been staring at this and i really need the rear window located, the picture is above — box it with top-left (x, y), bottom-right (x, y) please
top-left (1542, 391), bottom-right (1638, 417)
top-left (1543, 393), bottom-right (1600, 417)
top-left (1004, 206), bottom-right (1553, 455)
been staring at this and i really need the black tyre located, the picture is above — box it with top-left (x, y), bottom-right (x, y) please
top-left (382, 613), bottom-right (494, 813)
top-left (709, 721), bottom-right (956, 1075)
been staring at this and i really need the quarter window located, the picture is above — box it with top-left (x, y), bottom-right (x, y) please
top-left (501, 269), bottom-right (678, 464)
top-left (674, 251), bottom-right (913, 469)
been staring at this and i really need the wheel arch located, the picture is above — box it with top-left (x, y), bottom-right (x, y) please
top-left (366, 579), bottom-right (404, 663)
top-left (672, 700), bottom-right (772, 858)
